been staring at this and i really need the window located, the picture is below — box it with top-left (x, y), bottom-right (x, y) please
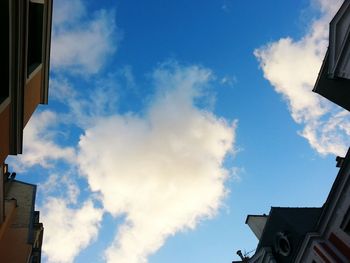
top-left (341, 206), bottom-right (350, 235)
top-left (343, 215), bottom-right (350, 235)
top-left (0, 0), bottom-right (10, 104)
top-left (27, 0), bottom-right (44, 77)
top-left (274, 232), bottom-right (291, 257)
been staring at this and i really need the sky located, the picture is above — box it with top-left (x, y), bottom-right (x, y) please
top-left (7, 0), bottom-right (350, 262)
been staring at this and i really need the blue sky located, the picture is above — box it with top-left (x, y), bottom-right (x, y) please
top-left (8, 0), bottom-right (350, 262)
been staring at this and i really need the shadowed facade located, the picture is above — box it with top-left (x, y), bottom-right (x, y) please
top-left (0, 0), bottom-right (53, 262)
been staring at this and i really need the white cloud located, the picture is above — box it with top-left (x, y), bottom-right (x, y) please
top-left (14, 62), bottom-right (236, 263)
top-left (254, 0), bottom-right (350, 156)
top-left (77, 64), bottom-right (236, 263)
top-left (39, 173), bottom-right (81, 204)
top-left (120, 66), bottom-right (138, 93)
top-left (220, 75), bottom-right (237, 88)
top-left (230, 166), bottom-right (244, 183)
top-left (51, 0), bottom-right (118, 74)
top-left (49, 76), bottom-right (119, 128)
top-left (52, 0), bottom-right (86, 27)
top-left (9, 110), bottom-right (75, 170)
top-left (41, 197), bottom-right (103, 263)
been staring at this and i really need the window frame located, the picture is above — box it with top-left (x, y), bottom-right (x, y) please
top-left (341, 206), bottom-right (350, 235)
top-left (26, 0), bottom-right (45, 79)
top-left (0, 0), bottom-right (11, 110)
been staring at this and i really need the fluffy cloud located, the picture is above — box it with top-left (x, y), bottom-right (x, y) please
top-left (49, 76), bottom-right (119, 128)
top-left (51, 0), bottom-right (118, 74)
top-left (14, 63), bottom-right (236, 263)
top-left (52, 0), bottom-right (86, 27)
top-left (9, 2), bottom-right (234, 258)
top-left (39, 173), bottom-right (81, 204)
top-left (9, 110), bottom-right (75, 170)
top-left (254, 0), bottom-right (350, 155)
top-left (77, 64), bottom-right (236, 262)
top-left (41, 197), bottom-right (103, 263)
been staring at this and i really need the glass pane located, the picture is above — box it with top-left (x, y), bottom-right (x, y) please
top-left (27, 2), bottom-right (44, 77)
top-left (0, 0), bottom-right (9, 103)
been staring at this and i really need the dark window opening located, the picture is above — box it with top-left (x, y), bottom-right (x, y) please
top-left (274, 232), bottom-right (291, 257)
top-left (344, 218), bottom-right (350, 235)
top-left (0, 0), bottom-right (10, 104)
top-left (27, 2), bottom-right (44, 77)
top-left (341, 206), bottom-right (350, 235)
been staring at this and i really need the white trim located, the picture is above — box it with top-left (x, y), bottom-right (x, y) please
top-left (294, 233), bottom-right (320, 262)
top-left (30, 0), bottom-right (44, 4)
top-left (0, 97), bottom-right (11, 114)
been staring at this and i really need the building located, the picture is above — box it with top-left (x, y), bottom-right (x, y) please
top-left (313, 0), bottom-right (350, 111)
top-left (233, 1), bottom-right (350, 262)
top-left (295, 154), bottom-right (350, 262)
top-left (244, 207), bottom-right (322, 262)
top-left (233, 150), bottom-right (350, 263)
top-left (0, 167), bottom-right (44, 263)
top-left (0, 0), bottom-right (53, 163)
top-left (0, 0), bottom-right (53, 262)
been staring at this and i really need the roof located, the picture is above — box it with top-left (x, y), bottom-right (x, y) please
top-left (256, 207), bottom-right (322, 263)
top-left (313, 0), bottom-right (350, 111)
top-left (313, 51), bottom-right (350, 111)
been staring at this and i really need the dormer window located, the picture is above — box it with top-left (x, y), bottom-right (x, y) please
top-left (27, 0), bottom-right (44, 77)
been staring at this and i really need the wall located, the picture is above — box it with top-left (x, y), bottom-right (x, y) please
top-left (0, 103), bottom-right (11, 164)
top-left (23, 68), bottom-right (43, 128)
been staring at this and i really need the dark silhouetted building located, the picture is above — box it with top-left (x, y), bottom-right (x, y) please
top-left (313, 0), bottom-right (350, 111)
top-left (234, 149), bottom-right (350, 263)
top-left (0, 0), bottom-right (53, 261)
